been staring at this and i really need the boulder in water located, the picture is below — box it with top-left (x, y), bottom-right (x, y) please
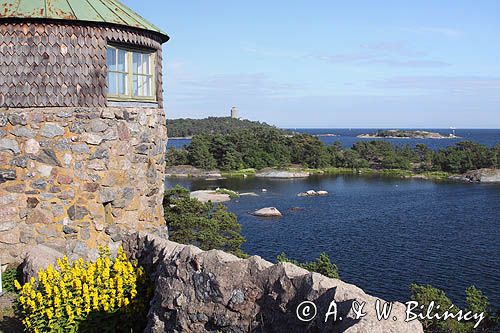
top-left (252, 207), bottom-right (282, 217)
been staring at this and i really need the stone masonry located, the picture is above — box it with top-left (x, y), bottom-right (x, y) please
top-left (0, 107), bottom-right (167, 265)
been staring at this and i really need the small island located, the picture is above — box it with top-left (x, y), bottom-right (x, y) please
top-left (358, 129), bottom-right (460, 139)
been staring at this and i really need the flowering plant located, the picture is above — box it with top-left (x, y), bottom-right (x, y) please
top-left (14, 247), bottom-right (151, 333)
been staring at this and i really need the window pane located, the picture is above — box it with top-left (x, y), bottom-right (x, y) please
top-left (133, 53), bottom-right (140, 74)
top-left (108, 72), bottom-right (117, 95)
top-left (107, 48), bottom-right (117, 71)
top-left (118, 73), bottom-right (127, 95)
top-left (144, 76), bottom-right (151, 96)
top-left (118, 49), bottom-right (127, 72)
top-left (133, 75), bottom-right (139, 96)
top-left (143, 54), bottom-right (150, 75)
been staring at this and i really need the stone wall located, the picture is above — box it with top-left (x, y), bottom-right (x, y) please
top-left (0, 107), bottom-right (167, 265)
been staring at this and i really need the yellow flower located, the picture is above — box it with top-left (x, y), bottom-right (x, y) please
top-left (14, 280), bottom-right (21, 291)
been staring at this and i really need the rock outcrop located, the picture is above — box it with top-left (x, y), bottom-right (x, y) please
top-left (123, 233), bottom-right (423, 333)
top-left (450, 168), bottom-right (500, 183)
top-left (252, 207), bottom-right (283, 217)
top-left (190, 190), bottom-right (232, 203)
top-left (255, 168), bottom-right (309, 179)
top-left (166, 165), bottom-right (222, 179)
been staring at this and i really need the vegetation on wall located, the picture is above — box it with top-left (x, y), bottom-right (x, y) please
top-left (167, 127), bottom-right (500, 174)
top-left (163, 186), bottom-right (246, 257)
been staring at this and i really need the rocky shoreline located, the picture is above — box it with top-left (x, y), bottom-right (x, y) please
top-left (166, 165), bottom-right (500, 183)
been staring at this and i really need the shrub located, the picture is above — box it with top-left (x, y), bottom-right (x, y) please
top-left (14, 247), bottom-right (151, 333)
top-left (277, 252), bottom-right (339, 279)
top-left (2, 268), bottom-right (19, 294)
top-left (164, 185), bottom-right (246, 257)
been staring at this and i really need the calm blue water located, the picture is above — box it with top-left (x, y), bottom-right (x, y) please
top-left (167, 128), bottom-right (500, 150)
top-left (165, 175), bottom-right (500, 309)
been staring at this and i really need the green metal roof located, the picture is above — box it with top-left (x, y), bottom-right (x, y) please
top-left (0, 0), bottom-right (169, 42)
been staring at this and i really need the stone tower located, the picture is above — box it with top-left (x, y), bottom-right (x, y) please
top-left (231, 107), bottom-right (238, 119)
top-left (0, 0), bottom-right (169, 265)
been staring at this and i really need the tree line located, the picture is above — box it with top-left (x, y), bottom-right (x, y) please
top-left (166, 127), bottom-right (500, 174)
top-left (166, 117), bottom-right (290, 138)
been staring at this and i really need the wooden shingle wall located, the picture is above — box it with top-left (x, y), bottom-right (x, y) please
top-left (0, 21), bottom-right (164, 108)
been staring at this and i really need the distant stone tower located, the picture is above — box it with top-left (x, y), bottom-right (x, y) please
top-left (0, 0), bottom-right (169, 265)
top-left (231, 107), bottom-right (238, 119)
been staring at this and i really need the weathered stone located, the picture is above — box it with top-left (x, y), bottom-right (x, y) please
top-left (20, 244), bottom-right (64, 282)
top-left (63, 226), bottom-right (78, 234)
top-left (80, 227), bottom-right (91, 241)
top-left (103, 128), bottom-right (118, 141)
top-left (48, 185), bottom-right (61, 193)
top-left (0, 228), bottom-right (20, 244)
top-left (0, 114), bottom-right (7, 127)
top-left (20, 231), bottom-right (34, 244)
top-left (54, 138), bottom-right (72, 151)
top-left (26, 208), bottom-right (54, 224)
top-left (123, 234), bottom-right (424, 333)
top-left (11, 155), bottom-right (29, 168)
top-left (37, 225), bottom-right (58, 238)
top-left (82, 133), bottom-right (104, 145)
top-left (5, 183), bottom-right (24, 193)
top-left (101, 109), bottom-right (115, 119)
top-left (117, 121), bottom-right (131, 140)
top-left (71, 143), bottom-right (90, 154)
top-left (69, 122), bottom-right (85, 134)
top-left (31, 179), bottom-right (47, 190)
top-left (0, 206), bottom-right (17, 221)
top-left (135, 144), bottom-right (150, 155)
top-left (0, 221), bottom-right (16, 232)
top-left (24, 138), bottom-right (40, 154)
top-left (83, 182), bottom-right (99, 192)
top-left (63, 153), bottom-right (72, 166)
top-left (36, 149), bottom-right (62, 166)
top-left (68, 205), bottom-right (89, 221)
top-left (8, 114), bottom-right (27, 126)
top-left (0, 169), bottom-right (16, 181)
top-left (57, 110), bottom-right (74, 118)
top-left (0, 138), bottom-right (21, 154)
top-left (90, 148), bottom-right (109, 160)
top-left (0, 193), bottom-right (20, 205)
top-left (98, 188), bottom-right (116, 203)
top-left (57, 174), bottom-right (73, 185)
top-left (27, 197), bottom-right (40, 208)
top-left (105, 225), bottom-right (122, 242)
top-left (37, 165), bottom-right (53, 177)
top-left (90, 119), bottom-right (108, 133)
top-left (10, 126), bottom-right (35, 138)
top-left (40, 123), bottom-right (65, 138)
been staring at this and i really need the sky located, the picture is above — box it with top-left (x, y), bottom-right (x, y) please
top-left (122, 0), bottom-right (500, 128)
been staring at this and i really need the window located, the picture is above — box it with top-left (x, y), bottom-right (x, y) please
top-left (106, 45), bottom-right (155, 101)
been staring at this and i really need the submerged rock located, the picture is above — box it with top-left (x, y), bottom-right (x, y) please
top-left (298, 190), bottom-right (329, 197)
top-left (252, 207), bottom-right (282, 217)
